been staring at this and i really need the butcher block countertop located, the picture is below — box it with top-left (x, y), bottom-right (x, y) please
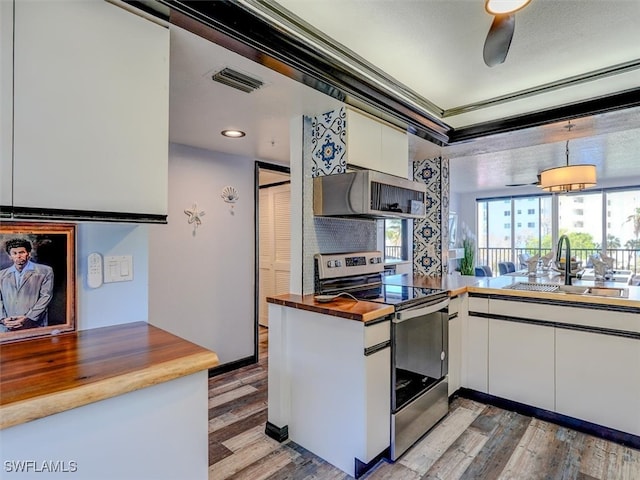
top-left (267, 293), bottom-right (394, 322)
top-left (0, 321), bottom-right (219, 430)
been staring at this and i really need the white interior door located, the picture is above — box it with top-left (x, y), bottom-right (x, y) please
top-left (259, 182), bottom-right (291, 326)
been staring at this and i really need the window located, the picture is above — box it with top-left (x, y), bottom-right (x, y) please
top-left (558, 192), bottom-right (601, 264)
top-left (476, 187), bottom-right (640, 275)
top-left (382, 219), bottom-right (408, 261)
top-left (605, 189), bottom-right (640, 272)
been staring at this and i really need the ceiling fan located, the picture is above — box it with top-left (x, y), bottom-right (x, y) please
top-left (483, 0), bottom-right (533, 67)
top-left (505, 174), bottom-right (540, 187)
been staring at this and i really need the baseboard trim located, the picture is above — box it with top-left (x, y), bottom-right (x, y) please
top-left (208, 355), bottom-right (256, 377)
top-left (458, 388), bottom-right (640, 450)
top-left (265, 422), bottom-right (289, 442)
top-left (355, 448), bottom-right (390, 479)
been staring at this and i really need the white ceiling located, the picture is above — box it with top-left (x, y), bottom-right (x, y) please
top-left (167, 0), bottom-right (640, 194)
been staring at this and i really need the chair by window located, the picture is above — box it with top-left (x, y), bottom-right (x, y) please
top-left (475, 265), bottom-right (493, 277)
top-left (498, 261), bottom-right (516, 275)
top-left (518, 253), bottom-right (530, 270)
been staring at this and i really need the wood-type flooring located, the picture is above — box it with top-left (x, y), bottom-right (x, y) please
top-left (208, 327), bottom-right (640, 479)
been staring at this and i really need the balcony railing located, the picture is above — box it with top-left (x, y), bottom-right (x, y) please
top-left (384, 245), bottom-right (403, 260)
top-left (476, 247), bottom-right (640, 276)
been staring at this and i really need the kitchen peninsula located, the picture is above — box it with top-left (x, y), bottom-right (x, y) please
top-left (267, 271), bottom-right (640, 477)
top-left (0, 322), bottom-right (219, 480)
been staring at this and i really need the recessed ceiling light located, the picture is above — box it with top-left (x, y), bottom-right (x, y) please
top-left (221, 129), bottom-right (246, 138)
top-left (485, 0), bottom-right (532, 15)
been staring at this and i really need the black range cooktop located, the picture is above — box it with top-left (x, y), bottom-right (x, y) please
top-left (356, 284), bottom-right (447, 310)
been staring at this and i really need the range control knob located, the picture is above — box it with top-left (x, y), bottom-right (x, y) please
top-left (336, 260), bottom-right (342, 267)
top-left (327, 260), bottom-right (334, 268)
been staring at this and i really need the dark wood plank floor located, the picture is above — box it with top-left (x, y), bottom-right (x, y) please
top-left (208, 327), bottom-right (640, 479)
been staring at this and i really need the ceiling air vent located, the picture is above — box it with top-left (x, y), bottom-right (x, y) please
top-left (211, 68), bottom-right (263, 93)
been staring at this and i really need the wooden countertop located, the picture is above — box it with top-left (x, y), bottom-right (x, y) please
top-left (268, 273), bottom-right (639, 323)
top-left (267, 293), bottom-right (394, 322)
top-left (0, 322), bottom-right (219, 430)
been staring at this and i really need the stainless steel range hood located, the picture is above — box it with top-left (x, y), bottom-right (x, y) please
top-left (313, 170), bottom-right (427, 219)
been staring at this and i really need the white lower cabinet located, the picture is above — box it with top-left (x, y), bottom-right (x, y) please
top-left (271, 306), bottom-right (391, 478)
top-left (556, 328), bottom-right (640, 436)
top-left (448, 313), bottom-right (462, 396)
top-left (465, 315), bottom-right (489, 393)
top-left (460, 295), bottom-right (640, 438)
top-left (488, 319), bottom-right (555, 411)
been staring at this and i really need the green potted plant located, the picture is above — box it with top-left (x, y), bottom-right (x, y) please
top-left (459, 238), bottom-right (475, 275)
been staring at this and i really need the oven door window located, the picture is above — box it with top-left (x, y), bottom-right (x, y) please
top-left (393, 309), bottom-right (447, 412)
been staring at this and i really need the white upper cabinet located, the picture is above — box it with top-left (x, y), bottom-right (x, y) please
top-left (0, 0), bottom-right (13, 212)
top-left (346, 108), bottom-right (409, 178)
top-left (12, 0), bottom-right (169, 219)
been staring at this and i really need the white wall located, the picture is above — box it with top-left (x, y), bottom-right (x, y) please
top-left (1, 371), bottom-right (208, 480)
top-left (148, 143), bottom-right (255, 364)
top-left (77, 223), bottom-right (149, 330)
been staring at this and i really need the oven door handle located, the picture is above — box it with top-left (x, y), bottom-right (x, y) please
top-left (393, 298), bottom-right (449, 323)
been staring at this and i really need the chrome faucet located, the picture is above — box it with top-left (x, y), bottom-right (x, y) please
top-left (556, 234), bottom-right (572, 285)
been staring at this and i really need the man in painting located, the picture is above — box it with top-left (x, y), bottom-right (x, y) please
top-left (0, 238), bottom-right (54, 331)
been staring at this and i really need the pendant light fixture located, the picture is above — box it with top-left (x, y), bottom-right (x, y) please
top-left (539, 122), bottom-right (597, 193)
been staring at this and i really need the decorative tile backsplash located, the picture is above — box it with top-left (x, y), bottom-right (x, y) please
top-left (301, 107), bottom-right (450, 286)
top-left (413, 156), bottom-right (450, 276)
top-left (310, 108), bottom-right (347, 176)
top-left (302, 107), bottom-right (376, 293)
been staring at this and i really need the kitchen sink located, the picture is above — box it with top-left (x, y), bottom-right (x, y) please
top-left (504, 282), bottom-right (629, 298)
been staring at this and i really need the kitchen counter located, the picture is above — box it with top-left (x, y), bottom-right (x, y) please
top-left (0, 321), bottom-right (219, 429)
top-left (267, 293), bottom-right (394, 322)
top-left (383, 273), bottom-right (480, 296)
top-left (268, 272), bottom-right (639, 326)
top-left (468, 273), bottom-right (640, 308)
top-left (384, 272), bottom-right (640, 308)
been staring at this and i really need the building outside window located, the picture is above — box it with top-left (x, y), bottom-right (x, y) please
top-left (476, 188), bottom-right (640, 274)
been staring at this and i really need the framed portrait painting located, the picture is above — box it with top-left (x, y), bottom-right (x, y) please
top-left (0, 222), bottom-right (76, 343)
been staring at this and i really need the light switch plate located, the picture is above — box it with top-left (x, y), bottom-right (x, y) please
top-left (103, 255), bottom-right (133, 283)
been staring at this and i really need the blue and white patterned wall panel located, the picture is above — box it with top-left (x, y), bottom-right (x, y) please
top-left (302, 107), bottom-right (376, 293)
top-left (310, 107), bottom-right (347, 177)
top-left (413, 156), bottom-right (450, 276)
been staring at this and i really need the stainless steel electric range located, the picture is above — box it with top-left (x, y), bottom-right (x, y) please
top-left (315, 251), bottom-right (450, 461)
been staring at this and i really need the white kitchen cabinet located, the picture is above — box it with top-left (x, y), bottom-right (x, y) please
top-left (447, 294), bottom-right (463, 396)
top-left (556, 328), bottom-right (640, 436)
top-left (465, 315), bottom-right (489, 393)
top-left (12, 0), bottom-right (169, 218)
top-left (448, 312), bottom-right (462, 396)
top-left (346, 108), bottom-right (408, 178)
top-left (463, 296), bottom-right (489, 393)
top-left (0, 0), bottom-right (12, 212)
top-left (488, 319), bottom-right (555, 411)
top-left (268, 304), bottom-right (391, 477)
